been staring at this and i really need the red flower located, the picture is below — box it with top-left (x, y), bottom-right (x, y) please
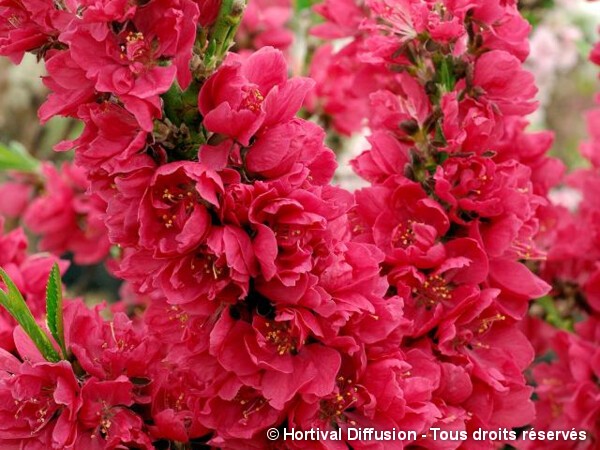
top-left (199, 46), bottom-right (314, 146)
top-left (0, 353), bottom-right (81, 448)
top-left (139, 161), bottom-right (223, 256)
top-left (23, 162), bottom-right (110, 265)
top-left (61, 0), bottom-right (199, 129)
top-left (76, 377), bottom-right (154, 449)
top-left (472, 50), bottom-right (537, 117)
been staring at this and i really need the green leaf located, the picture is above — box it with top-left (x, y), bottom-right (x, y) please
top-left (0, 269), bottom-right (61, 362)
top-left (46, 263), bottom-right (67, 359)
top-left (0, 142), bottom-right (39, 172)
top-left (296, 0), bottom-right (316, 11)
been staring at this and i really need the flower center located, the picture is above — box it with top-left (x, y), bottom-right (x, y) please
top-left (91, 401), bottom-right (115, 439)
top-left (319, 376), bottom-right (360, 425)
top-left (234, 388), bottom-right (268, 421)
top-left (241, 87), bottom-right (264, 113)
top-left (511, 237), bottom-right (544, 261)
top-left (13, 392), bottom-right (55, 433)
top-left (191, 251), bottom-right (225, 280)
top-left (156, 185), bottom-right (197, 230)
top-left (168, 305), bottom-right (189, 327)
top-left (413, 273), bottom-right (451, 307)
top-left (391, 219), bottom-right (415, 247)
top-left (264, 321), bottom-right (298, 355)
top-left (273, 224), bottom-right (303, 242)
top-left (120, 31), bottom-right (154, 73)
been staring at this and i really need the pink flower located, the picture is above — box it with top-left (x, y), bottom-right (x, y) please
top-left (526, 319), bottom-right (600, 448)
top-left (23, 162), bottom-right (110, 265)
top-left (139, 161), bottom-right (223, 256)
top-left (471, 1), bottom-right (531, 62)
top-left (62, 300), bottom-right (162, 381)
top-left (580, 107), bottom-right (600, 169)
top-left (305, 43), bottom-right (384, 136)
top-left (0, 352), bottom-right (81, 448)
top-left (76, 377), bottom-right (154, 449)
top-left (199, 46), bottom-right (314, 146)
top-left (354, 179), bottom-right (449, 263)
top-left (0, 297), bottom-right (160, 448)
top-left (239, 0), bottom-right (293, 52)
top-left (439, 92), bottom-right (501, 155)
top-left (102, 154), bottom-right (157, 247)
top-left (245, 119), bottom-right (336, 183)
top-left (210, 309), bottom-right (341, 410)
top-left (472, 50), bottom-right (537, 116)
top-left (54, 102), bottom-right (148, 174)
top-left (289, 350), bottom-right (440, 449)
top-left (147, 342), bottom-right (214, 442)
top-left (248, 182), bottom-right (352, 286)
top-left (200, 383), bottom-right (283, 441)
top-left (312, 0), bottom-right (365, 39)
top-left (0, 0), bottom-right (71, 63)
top-left (38, 50), bottom-right (96, 123)
top-left (389, 238), bottom-right (489, 337)
top-left (61, 0), bottom-right (199, 129)
top-left (119, 224), bottom-right (256, 305)
top-left (367, 74), bottom-right (431, 136)
top-left (351, 131), bottom-right (410, 184)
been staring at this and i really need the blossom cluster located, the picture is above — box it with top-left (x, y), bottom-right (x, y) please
top-left (0, 0), bottom-right (413, 448)
top-left (310, 0), bottom-right (570, 446)
top-left (0, 0), bottom-right (596, 449)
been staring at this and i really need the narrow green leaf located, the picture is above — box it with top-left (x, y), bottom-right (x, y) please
top-left (0, 142), bottom-right (39, 172)
top-left (46, 263), bottom-right (67, 359)
top-left (0, 269), bottom-right (61, 362)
